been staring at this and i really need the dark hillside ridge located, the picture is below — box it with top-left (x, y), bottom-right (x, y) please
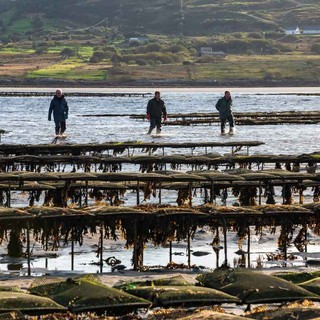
top-left (1, 0), bottom-right (320, 36)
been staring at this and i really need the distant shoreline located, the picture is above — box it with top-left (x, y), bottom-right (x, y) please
top-left (0, 83), bottom-right (320, 95)
top-left (0, 78), bottom-right (320, 90)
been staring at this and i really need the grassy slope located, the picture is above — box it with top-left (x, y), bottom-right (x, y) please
top-left (2, 0), bottom-right (320, 36)
top-left (108, 55), bottom-right (320, 82)
top-left (1, 0), bottom-right (320, 84)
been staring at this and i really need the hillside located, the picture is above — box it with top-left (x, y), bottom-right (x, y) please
top-left (1, 0), bottom-right (320, 37)
top-left (0, 0), bottom-right (320, 86)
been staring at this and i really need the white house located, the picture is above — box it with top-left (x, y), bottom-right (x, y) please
top-left (199, 47), bottom-right (226, 57)
top-left (284, 26), bottom-right (320, 35)
top-left (284, 26), bottom-right (301, 35)
top-left (128, 37), bottom-right (148, 45)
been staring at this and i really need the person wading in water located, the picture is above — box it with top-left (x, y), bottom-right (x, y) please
top-left (146, 91), bottom-right (167, 135)
top-left (48, 89), bottom-right (69, 137)
top-left (215, 90), bottom-right (235, 135)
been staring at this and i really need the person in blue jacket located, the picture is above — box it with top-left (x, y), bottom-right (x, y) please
top-left (215, 90), bottom-right (235, 135)
top-left (146, 91), bottom-right (167, 134)
top-left (48, 89), bottom-right (69, 136)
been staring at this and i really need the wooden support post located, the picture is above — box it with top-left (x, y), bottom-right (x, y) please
top-left (27, 222), bottom-right (31, 276)
top-left (247, 226), bottom-right (251, 268)
top-left (159, 182), bottom-right (162, 205)
top-left (304, 223), bottom-right (308, 253)
top-left (204, 188), bottom-right (208, 203)
top-left (258, 182), bottom-right (262, 205)
top-left (187, 231), bottom-right (191, 268)
top-left (162, 148), bottom-right (166, 170)
top-left (223, 221), bottom-right (228, 266)
top-left (7, 181), bottom-right (11, 207)
top-left (85, 181), bottom-right (88, 206)
top-left (189, 183), bottom-right (192, 207)
top-left (100, 223), bottom-right (104, 273)
top-left (133, 219), bottom-right (138, 271)
top-left (132, 220), bottom-right (145, 271)
top-left (71, 228), bottom-right (74, 271)
top-left (284, 225), bottom-right (287, 264)
top-left (299, 185), bottom-right (304, 204)
top-left (169, 241), bottom-right (172, 263)
top-left (216, 227), bottom-right (220, 269)
top-left (116, 190), bottom-right (119, 206)
top-left (210, 182), bottom-right (214, 203)
top-left (136, 181), bottom-right (140, 205)
top-left (45, 235), bottom-right (48, 269)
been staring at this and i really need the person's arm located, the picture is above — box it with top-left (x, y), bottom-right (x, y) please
top-left (215, 99), bottom-right (221, 111)
top-left (48, 101), bottom-right (53, 121)
top-left (162, 102), bottom-right (167, 121)
top-left (146, 100), bottom-right (151, 119)
top-left (64, 100), bottom-right (69, 119)
top-left (147, 100), bottom-right (151, 114)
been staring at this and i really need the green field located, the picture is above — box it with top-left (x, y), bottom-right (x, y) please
top-left (1, 0), bottom-right (320, 85)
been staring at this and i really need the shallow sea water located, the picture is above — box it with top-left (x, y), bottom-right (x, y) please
top-left (0, 88), bottom-right (320, 274)
top-left (0, 88), bottom-right (319, 154)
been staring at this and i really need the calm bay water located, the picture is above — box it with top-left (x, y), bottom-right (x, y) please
top-left (0, 88), bottom-right (319, 155)
top-left (0, 88), bottom-right (320, 273)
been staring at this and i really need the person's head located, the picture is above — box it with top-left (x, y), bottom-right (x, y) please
top-left (224, 90), bottom-right (231, 100)
top-left (154, 91), bottom-right (160, 100)
top-left (55, 89), bottom-right (63, 98)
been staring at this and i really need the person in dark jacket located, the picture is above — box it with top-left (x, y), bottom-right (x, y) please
top-left (146, 91), bottom-right (167, 134)
top-left (48, 89), bottom-right (69, 136)
top-left (215, 90), bottom-right (235, 135)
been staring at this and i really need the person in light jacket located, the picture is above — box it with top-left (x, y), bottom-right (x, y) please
top-left (48, 89), bottom-right (69, 136)
top-left (215, 90), bottom-right (235, 135)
